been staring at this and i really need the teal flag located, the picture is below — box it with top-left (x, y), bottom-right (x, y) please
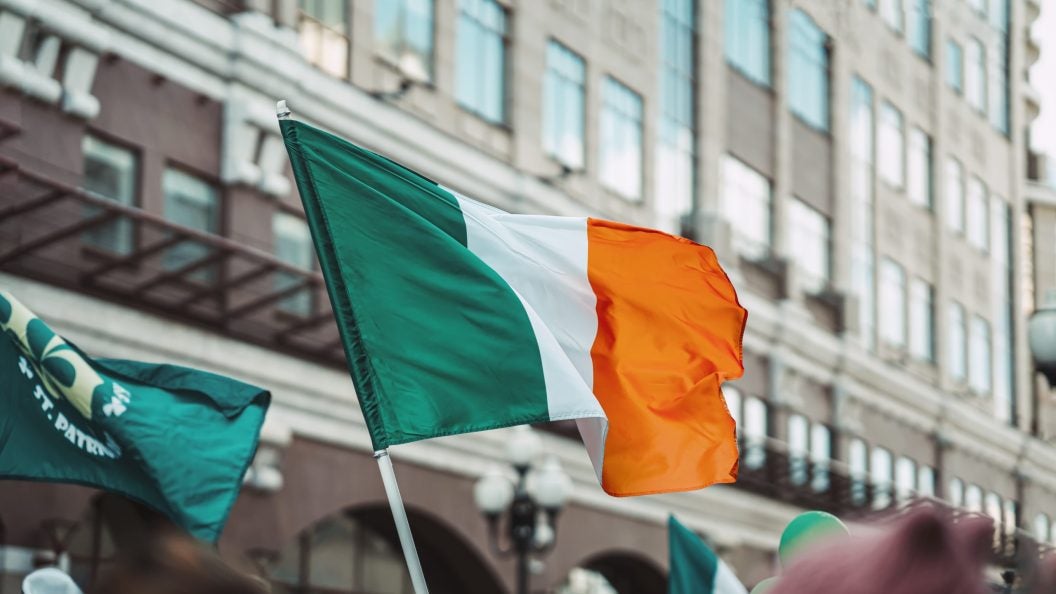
top-left (669, 515), bottom-right (748, 594)
top-left (0, 290), bottom-right (270, 541)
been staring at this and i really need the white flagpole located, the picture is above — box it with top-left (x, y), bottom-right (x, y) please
top-left (375, 449), bottom-right (430, 594)
top-left (275, 100), bottom-right (429, 594)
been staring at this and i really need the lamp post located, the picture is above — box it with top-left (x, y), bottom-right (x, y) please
top-left (473, 426), bottom-right (572, 594)
top-left (1028, 290), bottom-right (1056, 387)
top-left (1028, 290), bottom-right (1056, 436)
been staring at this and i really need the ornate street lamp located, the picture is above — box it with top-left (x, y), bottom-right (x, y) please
top-left (1028, 290), bottom-right (1056, 387)
top-left (473, 426), bottom-right (573, 594)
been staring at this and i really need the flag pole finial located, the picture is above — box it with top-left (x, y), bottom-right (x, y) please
top-left (276, 100), bottom-right (291, 120)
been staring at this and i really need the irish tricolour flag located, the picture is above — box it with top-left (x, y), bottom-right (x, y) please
top-left (281, 119), bottom-right (746, 496)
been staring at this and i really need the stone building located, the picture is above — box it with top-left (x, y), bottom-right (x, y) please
top-left (0, 0), bottom-right (1051, 591)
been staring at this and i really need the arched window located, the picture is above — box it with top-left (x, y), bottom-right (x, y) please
top-left (560, 552), bottom-right (666, 594)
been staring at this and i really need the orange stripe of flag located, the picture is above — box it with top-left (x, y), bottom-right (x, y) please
top-left (586, 218), bottom-right (747, 496)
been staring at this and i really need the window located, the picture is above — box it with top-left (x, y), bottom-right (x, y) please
top-left (880, 0), bottom-right (904, 32)
top-left (879, 102), bottom-right (904, 188)
top-left (298, 0), bottom-right (350, 79)
top-left (273, 213), bottom-right (315, 316)
top-left (992, 199), bottom-right (1015, 422)
top-left (599, 77), bottom-right (644, 201)
top-left (967, 176), bottom-right (989, 250)
top-left (850, 77), bottom-right (876, 352)
top-left (82, 135), bottom-right (137, 255)
top-left (456, 0), bottom-right (508, 124)
top-left (849, 438), bottom-right (869, 506)
top-left (946, 158), bottom-right (965, 233)
top-left (162, 168), bottom-right (219, 281)
top-left (375, 0), bottom-right (435, 81)
top-left (788, 9), bottom-right (829, 131)
top-left (724, 385), bottom-right (742, 430)
top-left (1003, 500), bottom-right (1017, 541)
top-left (917, 466), bottom-right (936, 498)
top-left (989, 35), bottom-right (1010, 134)
top-left (871, 447), bottom-right (894, 510)
top-left (969, 0), bottom-right (986, 16)
top-left (969, 315), bottom-right (992, 394)
top-left (895, 456), bottom-right (916, 504)
top-left (880, 258), bottom-right (907, 348)
top-left (949, 302), bottom-right (967, 382)
top-left (966, 38), bottom-right (986, 113)
top-left (907, 127), bottom-right (932, 208)
top-left (909, 278), bottom-right (934, 362)
top-left (965, 484), bottom-right (983, 513)
top-left (656, 0), bottom-right (697, 230)
top-left (907, 0), bottom-right (931, 58)
top-left (948, 477), bottom-right (965, 507)
top-left (1035, 514), bottom-right (1051, 544)
top-left (986, 492), bottom-right (1003, 522)
top-left (989, 2), bottom-right (1010, 131)
top-left (788, 414), bottom-right (809, 486)
top-left (543, 41), bottom-right (585, 169)
top-left (786, 198), bottom-right (831, 292)
top-left (721, 155), bottom-right (772, 259)
top-left (810, 423), bottom-right (831, 493)
top-left (743, 397), bottom-right (768, 469)
top-left (724, 0), bottom-right (770, 86)
top-left (946, 40), bottom-right (963, 94)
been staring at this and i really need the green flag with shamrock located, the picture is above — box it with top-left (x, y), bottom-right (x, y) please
top-left (0, 290), bottom-right (270, 541)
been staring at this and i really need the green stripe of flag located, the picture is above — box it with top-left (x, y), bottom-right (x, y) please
top-left (280, 120), bottom-right (551, 449)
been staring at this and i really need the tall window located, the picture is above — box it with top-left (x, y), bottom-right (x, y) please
top-left (724, 0), bottom-right (770, 86)
top-left (907, 0), bottom-right (931, 58)
top-left (989, 0), bottom-right (1010, 134)
top-left (743, 397), bottom-right (768, 469)
top-left (879, 102), bottom-right (904, 188)
top-left (880, 0), bottom-right (904, 32)
top-left (656, 0), bottom-right (697, 230)
top-left (724, 385), bottom-right (742, 430)
top-left (965, 484), bottom-right (983, 513)
top-left (599, 77), bottom-right (644, 201)
top-left (788, 414), bottom-right (809, 486)
top-left (543, 41), bottom-right (585, 169)
top-left (895, 456), bottom-right (916, 504)
top-left (918, 466), bottom-right (936, 498)
top-left (163, 168), bottom-right (219, 281)
top-left (970, 315), bottom-right (992, 394)
top-left (810, 423), bottom-right (831, 493)
top-left (967, 176), bottom-right (989, 251)
top-left (721, 155), bottom-right (772, 259)
top-left (946, 158), bottom-right (965, 233)
top-left (907, 127), bottom-right (932, 208)
top-left (1035, 514), bottom-right (1051, 544)
top-left (851, 77), bottom-right (876, 351)
top-left (948, 477), bottom-right (965, 507)
top-left (871, 447), bottom-right (894, 510)
top-left (949, 302), bottom-right (967, 382)
top-left (82, 135), bottom-right (137, 255)
top-left (273, 213), bottom-right (315, 316)
top-left (880, 258), bottom-right (907, 348)
top-left (375, 0), bottom-right (435, 81)
top-left (992, 199), bottom-right (1015, 422)
top-left (946, 39), bottom-right (963, 94)
top-left (909, 278), bottom-right (934, 362)
top-left (849, 438), bottom-right (869, 506)
top-left (298, 0), bottom-right (350, 79)
top-left (788, 9), bottom-right (829, 131)
top-left (456, 0), bottom-right (508, 124)
top-left (787, 198), bottom-right (831, 292)
top-left (966, 38), bottom-right (986, 113)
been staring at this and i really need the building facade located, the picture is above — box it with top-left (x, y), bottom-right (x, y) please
top-left (0, 0), bottom-right (1052, 591)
